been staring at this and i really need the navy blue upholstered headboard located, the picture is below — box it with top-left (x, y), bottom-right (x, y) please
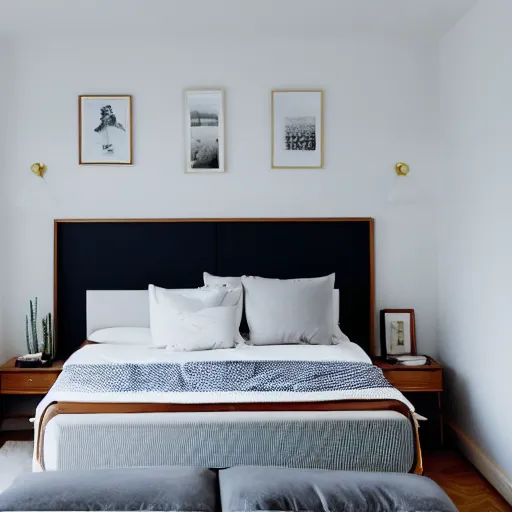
top-left (54, 218), bottom-right (375, 359)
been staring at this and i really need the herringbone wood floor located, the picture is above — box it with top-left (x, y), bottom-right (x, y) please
top-left (424, 451), bottom-right (511, 511)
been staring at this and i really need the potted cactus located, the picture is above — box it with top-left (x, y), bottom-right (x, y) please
top-left (17, 298), bottom-right (54, 368)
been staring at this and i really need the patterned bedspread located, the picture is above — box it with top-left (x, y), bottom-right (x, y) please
top-left (53, 360), bottom-right (393, 394)
top-left (36, 344), bottom-right (416, 412)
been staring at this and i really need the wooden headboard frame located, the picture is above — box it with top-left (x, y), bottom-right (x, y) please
top-left (54, 218), bottom-right (375, 358)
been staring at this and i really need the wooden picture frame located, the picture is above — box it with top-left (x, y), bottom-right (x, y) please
top-left (79, 95), bottom-right (133, 165)
top-left (380, 309), bottom-right (416, 357)
top-left (271, 89), bottom-right (324, 169)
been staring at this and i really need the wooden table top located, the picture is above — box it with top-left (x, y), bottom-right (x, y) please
top-left (372, 357), bottom-right (442, 371)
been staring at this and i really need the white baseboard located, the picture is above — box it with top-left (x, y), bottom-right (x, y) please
top-left (448, 421), bottom-right (512, 505)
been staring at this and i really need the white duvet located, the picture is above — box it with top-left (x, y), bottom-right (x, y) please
top-left (66, 340), bottom-right (373, 365)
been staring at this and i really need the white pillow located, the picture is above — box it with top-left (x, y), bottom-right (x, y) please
top-left (88, 327), bottom-right (152, 345)
top-left (149, 284), bottom-right (242, 351)
top-left (151, 285), bottom-right (228, 309)
top-left (241, 274), bottom-right (335, 346)
top-left (332, 290), bottom-right (349, 342)
top-left (205, 272), bottom-right (349, 343)
top-left (203, 272), bottom-right (241, 288)
top-left (203, 272), bottom-right (244, 344)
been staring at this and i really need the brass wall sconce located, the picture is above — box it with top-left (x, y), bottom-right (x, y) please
top-left (395, 162), bottom-right (410, 176)
top-left (30, 162), bottom-right (47, 179)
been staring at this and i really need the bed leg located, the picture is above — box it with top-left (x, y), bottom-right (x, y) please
top-left (412, 414), bottom-right (424, 475)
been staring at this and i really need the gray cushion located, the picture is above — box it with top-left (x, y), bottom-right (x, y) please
top-left (219, 466), bottom-right (458, 512)
top-left (0, 466), bottom-right (218, 511)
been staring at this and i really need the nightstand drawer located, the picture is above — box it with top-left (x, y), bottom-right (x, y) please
top-left (383, 369), bottom-right (442, 392)
top-left (1, 372), bottom-right (59, 394)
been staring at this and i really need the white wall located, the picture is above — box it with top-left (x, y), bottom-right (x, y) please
top-left (440, 0), bottom-right (512, 494)
top-left (0, 34), bottom-right (439, 357)
top-left (0, 39), bottom-right (12, 363)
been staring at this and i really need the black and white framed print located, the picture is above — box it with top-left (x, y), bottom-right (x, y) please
top-left (271, 89), bottom-right (323, 169)
top-left (185, 89), bottom-right (225, 173)
top-left (79, 95), bottom-right (133, 165)
top-left (380, 309), bottom-right (417, 357)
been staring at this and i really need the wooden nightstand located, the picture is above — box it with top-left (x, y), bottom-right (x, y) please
top-left (0, 358), bottom-right (63, 433)
top-left (0, 358), bottom-right (64, 395)
top-left (373, 357), bottom-right (444, 445)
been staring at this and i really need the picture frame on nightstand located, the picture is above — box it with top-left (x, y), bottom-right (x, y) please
top-left (380, 309), bottom-right (416, 357)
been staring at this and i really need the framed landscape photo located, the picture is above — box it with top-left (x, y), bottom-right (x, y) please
top-left (185, 89), bottom-right (225, 173)
top-left (380, 309), bottom-right (417, 357)
top-left (271, 89), bottom-right (323, 169)
top-left (79, 95), bottom-right (132, 165)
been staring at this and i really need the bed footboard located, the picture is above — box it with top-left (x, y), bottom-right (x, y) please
top-left (37, 400), bottom-right (422, 474)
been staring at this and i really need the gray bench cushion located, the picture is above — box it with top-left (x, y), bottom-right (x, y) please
top-left (0, 466), bottom-right (217, 511)
top-left (219, 467), bottom-right (458, 512)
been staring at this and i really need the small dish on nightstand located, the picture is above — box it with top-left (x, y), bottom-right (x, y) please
top-left (385, 355), bottom-right (429, 366)
top-left (15, 354), bottom-right (52, 368)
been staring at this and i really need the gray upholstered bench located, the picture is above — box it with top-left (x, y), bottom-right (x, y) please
top-left (0, 466), bottom-right (458, 511)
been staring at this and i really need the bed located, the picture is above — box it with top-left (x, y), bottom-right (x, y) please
top-left (34, 218), bottom-right (422, 473)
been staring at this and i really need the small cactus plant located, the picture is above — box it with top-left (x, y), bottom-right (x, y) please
top-left (25, 298), bottom-right (38, 354)
top-left (41, 312), bottom-right (54, 358)
top-left (25, 298), bottom-right (54, 359)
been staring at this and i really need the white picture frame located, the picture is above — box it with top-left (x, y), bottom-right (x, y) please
top-left (185, 89), bottom-right (225, 173)
top-left (271, 89), bottom-right (324, 169)
top-left (79, 95), bottom-right (132, 165)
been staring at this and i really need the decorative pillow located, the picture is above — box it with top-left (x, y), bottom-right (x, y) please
top-left (203, 272), bottom-right (244, 344)
top-left (151, 285), bottom-right (229, 309)
top-left (88, 327), bottom-right (152, 345)
top-left (149, 285), bottom-right (241, 351)
top-left (241, 274), bottom-right (335, 345)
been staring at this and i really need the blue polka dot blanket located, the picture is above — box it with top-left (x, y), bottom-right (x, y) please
top-left (46, 349), bottom-right (414, 411)
top-left (37, 345), bottom-right (414, 412)
top-left (54, 360), bottom-right (393, 394)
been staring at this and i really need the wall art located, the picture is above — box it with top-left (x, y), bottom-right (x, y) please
top-left (185, 89), bottom-right (225, 173)
top-left (271, 89), bottom-right (323, 169)
top-left (79, 95), bottom-right (133, 165)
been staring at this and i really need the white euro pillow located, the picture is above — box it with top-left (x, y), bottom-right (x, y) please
top-left (241, 274), bottom-right (335, 346)
top-left (88, 327), bottom-right (152, 345)
top-left (149, 284), bottom-right (242, 351)
top-left (203, 272), bottom-right (242, 288)
top-left (205, 272), bottom-right (349, 343)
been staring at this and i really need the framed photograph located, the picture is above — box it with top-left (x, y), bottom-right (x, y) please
top-left (380, 309), bottom-right (417, 356)
top-left (79, 95), bottom-right (132, 165)
top-left (185, 89), bottom-right (225, 173)
top-left (271, 89), bottom-right (323, 169)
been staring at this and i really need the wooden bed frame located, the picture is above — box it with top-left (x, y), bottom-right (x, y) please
top-left (42, 218), bottom-right (422, 474)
